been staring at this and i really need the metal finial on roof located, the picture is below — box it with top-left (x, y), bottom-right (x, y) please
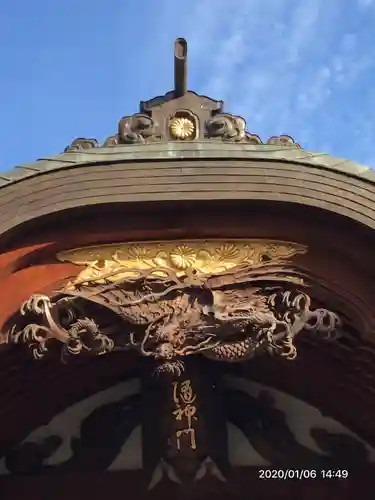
top-left (174, 38), bottom-right (188, 98)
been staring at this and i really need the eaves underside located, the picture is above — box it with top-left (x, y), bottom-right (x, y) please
top-left (0, 142), bottom-right (374, 189)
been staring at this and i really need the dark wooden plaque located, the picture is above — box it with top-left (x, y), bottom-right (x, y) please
top-left (141, 356), bottom-right (229, 484)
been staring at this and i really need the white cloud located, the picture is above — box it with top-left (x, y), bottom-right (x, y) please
top-left (146, 0), bottom-right (375, 167)
top-left (358, 0), bottom-right (373, 8)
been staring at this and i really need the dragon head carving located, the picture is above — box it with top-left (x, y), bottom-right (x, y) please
top-left (8, 262), bottom-right (341, 374)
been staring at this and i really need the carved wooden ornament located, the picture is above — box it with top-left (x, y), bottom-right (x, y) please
top-left (8, 239), bottom-right (341, 375)
top-left (56, 239), bottom-right (307, 286)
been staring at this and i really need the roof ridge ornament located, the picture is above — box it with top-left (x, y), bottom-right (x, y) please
top-left (174, 38), bottom-right (188, 98)
top-left (64, 38), bottom-right (300, 152)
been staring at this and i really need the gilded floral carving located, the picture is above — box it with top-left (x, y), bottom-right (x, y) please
top-left (57, 239), bottom-right (307, 287)
top-left (170, 244), bottom-right (197, 270)
top-left (170, 117), bottom-right (195, 139)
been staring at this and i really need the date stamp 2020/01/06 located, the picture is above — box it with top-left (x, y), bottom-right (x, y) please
top-left (258, 469), bottom-right (349, 480)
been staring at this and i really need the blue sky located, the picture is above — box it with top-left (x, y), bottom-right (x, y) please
top-left (1, 0), bottom-right (375, 172)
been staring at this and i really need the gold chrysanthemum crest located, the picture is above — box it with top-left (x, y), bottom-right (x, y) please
top-left (170, 244), bottom-right (196, 269)
top-left (57, 240), bottom-right (307, 287)
top-left (170, 117), bottom-right (195, 139)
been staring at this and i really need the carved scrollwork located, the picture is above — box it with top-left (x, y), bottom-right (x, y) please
top-left (118, 113), bottom-right (157, 144)
top-left (9, 244), bottom-right (341, 375)
top-left (62, 122), bottom-right (300, 149)
top-left (62, 127), bottom-right (301, 149)
top-left (244, 133), bottom-right (264, 144)
top-left (102, 135), bottom-right (119, 147)
top-left (10, 294), bottom-right (114, 360)
top-left (64, 138), bottom-right (99, 153)
top-left (205, 114), bottom-right (245, 141)
top-left (205, 114), bottom-right (261, 144)
top-left (267, 135), bottom-right (301, 148)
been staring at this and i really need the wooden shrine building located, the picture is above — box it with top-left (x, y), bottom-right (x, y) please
top-left (0, 39), bottom-right (375, 499)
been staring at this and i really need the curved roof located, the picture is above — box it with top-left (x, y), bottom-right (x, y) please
top-left (1, 142), bottom-right (375, 244)
top-left (0, 141), bottom-right (373, 188)
top-left (1, 141), bottom-right (374, 188)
